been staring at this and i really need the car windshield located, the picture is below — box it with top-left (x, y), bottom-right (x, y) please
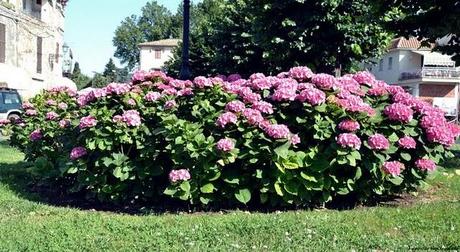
top-left (3, 93), bottom-right (20, 104)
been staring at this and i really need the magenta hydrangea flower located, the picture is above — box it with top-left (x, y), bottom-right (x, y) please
top-left (59, 119), bottom-right (70, 128)
top-left (290, 134), bottom-right (301, 145)
top-left (46, 111), bottom-right (59, 121)
top-left (25, 109), bottom-right (37, 116)
top-left (242, 108), bottom-right (264, 126)
top-left (398, 136), bottom-right (416, 149)
top-left (415, 158), bottom-right (437, 172)
top-left (0, 119), bottom-right (10, 126)
top-left (252, 101), bottom-right (274, 114)
top-left (289, 66), bottom-right (313, 80)
top-left (46, 99), bottom-right (57, 106)
top-left (384, 103), bottom-right (413, 123)
top-left (272, 83), bottom-right (298, 102)
top-left (420, 114), bottom-right (446, 130)
top-left (106, 83), bottom-right (131, 95)
top-left (251, 77), bottom-right (273, 90)
top-left (216, 138), bottom-right (235, 152)
top-left (311, 73), bottom-right (337, 90)
top-left (382, 161), bottom-right (404, 176)
top-left (336, 133), bottom-right (362, 149)
top-left (265, 124), bottom-right (291, 139)
top-left (227, 74), bottom-right (242, 82)
top-left (216, 112), bottom-right (238, 128)
top-left (122, 110), bottom-right (142, 127)
top-left (177, 88), bottom-right (193, 96)
top-left (127, 99), bottom-right (136, 106)
top-left (367, 134), bottom-right (390, 150)
top-left (338, 120), bottom-right (360, 132)
top-left (168, 169), bottom-right (191, 183)
top-left (22, 101), bottom-right (34, 109)
top-left (58, 102), bottom-right (68, 110)
top-left (296, 87), bottom-right (326, 105)
top-left (79, 116), bottom-right (97, 129)
top-left (352, 71), bottom-right (375, 85)
top-left (426, 126), bottom-right (455, 146)
top-left (131, 70), bottom-right (146, 83)
top-left (144, 91), bottom-right (161, 102)
top-left (29, 129), bottom-right (42, 141)
top-left (193, 76), bottom-right (211, 88)
top-left (225, 100), bottom-right (246, 113)
top-left (164, 100), bottom-right (177, 110)
top-left (70, 146), bottom-right (87, 160)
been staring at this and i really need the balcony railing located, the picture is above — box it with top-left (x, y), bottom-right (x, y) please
top-left (400, 67), bottom-right (460, 81)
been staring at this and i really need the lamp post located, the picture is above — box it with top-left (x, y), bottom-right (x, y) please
top-left (179, 0), bottom-right (191, 80)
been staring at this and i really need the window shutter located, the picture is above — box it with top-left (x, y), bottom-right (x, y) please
top-left (37, 37), bottom-right (43, 73)
top-left (0, 23), bottom-right (5, 63)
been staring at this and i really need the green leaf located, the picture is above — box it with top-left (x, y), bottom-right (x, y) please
top-left (113, 167), bottom-right (129, 181)
top-left (388, 133), bottom-right (399, 142)
top-left (274, 142), bottom-right (290, 159)
top-left (163, 187), bottom-right (177, 196)
top-left (200, 183), bottom-right (215, 193)
top-left (300, 172), bottom-right (318, 182)
top-left (234, 188), bottom-right (251, 204)
top-left (389, 176), bottom-right (403, 185)
top-left (351, 43), bottom-right (362, 55)
top-left (180, 181), bottom-right (191, 192)
top-left (67, 167), bottom-right (78, 174)
top-left (401, 152), bottom-right (411, 161)
top-left (274, 183), bottom-right (284, 196)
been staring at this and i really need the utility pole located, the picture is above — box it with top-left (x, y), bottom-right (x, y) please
top-left (179, 0), bottom-right (191, 80)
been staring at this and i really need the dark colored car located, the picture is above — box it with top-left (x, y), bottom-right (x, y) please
top-left (0, 88), bottom-right (22, 121)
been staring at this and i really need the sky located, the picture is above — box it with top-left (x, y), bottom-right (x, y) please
top-left (64, 0), bottom-right (189, 76)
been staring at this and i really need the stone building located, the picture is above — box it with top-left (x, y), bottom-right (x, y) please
top-left (139, 39), bottom-right (180, 72)
top-left (0, 0), bottom-right (75, 97)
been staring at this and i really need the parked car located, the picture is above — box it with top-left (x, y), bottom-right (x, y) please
top-left (0, 87), bottom-right (22, 121)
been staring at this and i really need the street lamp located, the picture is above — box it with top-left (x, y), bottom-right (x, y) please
top-left (179, 0), bottom-right (191, 80)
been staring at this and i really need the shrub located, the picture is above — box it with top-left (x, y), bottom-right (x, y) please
top-left (2, 67), bottom-right (458, 208)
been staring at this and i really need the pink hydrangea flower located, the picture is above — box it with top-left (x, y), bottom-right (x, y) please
top-left (127, 99), bottom-right (136, 106)
top-left (398, 136), bottom-right (416, 149)
top-left (22, 101), bottom-right (34, 109)
top-left (265, 124), bottom-right (291, 139)
top-left (415, 158), bottom-right (437, 172)
top-left (29, 129), bottom-right (42, 141)
top-left (164, 100), bottom-right (177, 110)
top-left (106, 83), bottom-right (131, 95)
top-left (25, 109), bottom-right (38, 116)
top-left (177, 88), bottom-right (193, 97)
top-left (216, 138), bottom-right (235, 152)
top-left (226, 101), bottom-right (246, 113)
top-left (79, 116), bottom-right (97, 129)
top-left (242, 108), bottom-right (264, 126)
top-left (70, 147), bottom-right (87, 160)
top-left (131, 70), bottom-right (146, 83)
top-left (336, 133), bottom-right (362, 149)
top-left (367, 134), bottom-right (390, 150)
top-left (296, 88), bottom-right (326, 105)
top-left (58, 102), bottom-right (68, 110)
top-left (338, 120), bottom-right (360, 132)
top-left (311, 73), bottom-right (337, 90)
top-left (46, 111), bottom-right (59, 121)
top-left (112, 115), bottom-right (123, 123)
top-left (420, 115), bottom-right (446, 129)
top-left (384, 103), bottom-right (413, 123)
top-left (59, 119), bottom-right (70, 128)
top-left (352, 71), bottom-right (375, 85)
top-left (168, 169), bottom-right (191, 183)
top-left (227, 74), bottom-right (242, 82)
top-left (426, 125), bottom-right (455, 146)
top-left (216, 112), bottom-right (238, 128)
top-left (382, 161), bottom-right (404, 176)
top-left (251, 78), bottom-right (272, 90)
top-left (145, 91), bottom-right (162, 102)
top-left (46, 99), bottom-right (57, 106)
top-left (122, 110), bottom-right (142, 127)
top-left (249, 73), bottom-right (265, 81)
top-left (272, 83), bottom-right (298, 102)
top-left (290, 134), bottom-right (301, 145)
top-left (252, 101), bottom-right (274, 114)
top-left (193, 76), bottom-right (212, 88)
top-left (0, 119), bottom-right (10, 126)
top-left (289, 66), bottom-right (313, 80)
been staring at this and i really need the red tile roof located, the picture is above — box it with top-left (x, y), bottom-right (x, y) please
top-left (388, 37), bottom-right (435, 50)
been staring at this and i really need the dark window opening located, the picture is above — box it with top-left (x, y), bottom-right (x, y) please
top-left (37, 37), bottom-right (43, 73)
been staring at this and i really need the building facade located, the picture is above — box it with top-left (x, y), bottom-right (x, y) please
top-left (366, 37), bottom-right (460, 117)
top-left (139, 39), bottom-right (180, 72)
top-left (0, 0), bottom-right (75, 97)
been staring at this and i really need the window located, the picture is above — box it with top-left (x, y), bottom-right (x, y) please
top-left (379, 59), bottom-right (384, 71)
top-left (37, 37), bottom-right (43, 73)
top-left (23, 0), bottom-right (27, 9)
top-left (36, 0), bottom-right (42, 5)
top-left (0, 23), bottom-right (5, 63)
top-left (3, 93), bottom-right (20, 104)
top-left (155, 49), bottom-right (161, 59)
top-left (388, 57), bottom-right (393, 70)
top-left (55, 42), bottom-right (59, 63)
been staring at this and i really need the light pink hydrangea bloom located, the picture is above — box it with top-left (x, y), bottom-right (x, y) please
top-left (382, 161), bottom-right (404, 176)
top-left (216, 112), bottom-right (238, 128)
top-left (415, 158), bottom-right (436, 172)
top-left (216, 138), bottom-right (235, 152)
top-left (122, 110), bottom-right (142, 127)
top-left (336, 133), bottom-right (361, 149)
top-left (169, 169), bottom-right (191, 183)
top-left (70, 146), bottom-right (87, 160)
top-left (338, 120), bottom-right (360, 132)
top-left (398, 136), bottom-right (416, 149)
top-left (79, 116), bottom-right (97, 129)
top-left (384, 103), bottom-right (413, 123)
top-left (367, 134), bottom-right (390, 150)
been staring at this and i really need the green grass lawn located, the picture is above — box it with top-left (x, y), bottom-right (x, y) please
top-left (0, 141), bottom-right (459, 251)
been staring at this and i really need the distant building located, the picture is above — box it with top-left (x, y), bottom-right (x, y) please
top-left (365, 37), bottom-right (460, 117)
top-left (139, 39), bottom-right (180, 72)
top-left (0, 0), bottom-right (75, 97)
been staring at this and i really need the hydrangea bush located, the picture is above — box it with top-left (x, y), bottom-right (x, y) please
top-left (2, 67), bottom-right (458, 207)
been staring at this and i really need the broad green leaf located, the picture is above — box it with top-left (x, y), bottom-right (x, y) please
top-left (180, 181), bottom-right (191, 192)
top-left (234, 188), bottom-right (251, 204)
top-left (200, 183), bottom-right (215, 193)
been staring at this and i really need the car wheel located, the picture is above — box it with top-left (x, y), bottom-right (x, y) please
top-left (7, 113), bottom-right (20, 122)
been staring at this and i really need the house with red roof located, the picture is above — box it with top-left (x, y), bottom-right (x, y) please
top-left (365, 37), bottom-right (460, 117)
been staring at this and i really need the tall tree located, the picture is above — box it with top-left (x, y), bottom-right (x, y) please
top-left (113, 1), bottom-right (181, 69)
top-left (103, 58), bottom-right (117, 83)
top-left (91, 73), bottom-right (109, 88)
top-left (71, 62), bottom-right (91, 90)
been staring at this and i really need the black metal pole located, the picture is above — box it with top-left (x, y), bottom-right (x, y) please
top-left (179, 0), bottom-right (191, 80)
